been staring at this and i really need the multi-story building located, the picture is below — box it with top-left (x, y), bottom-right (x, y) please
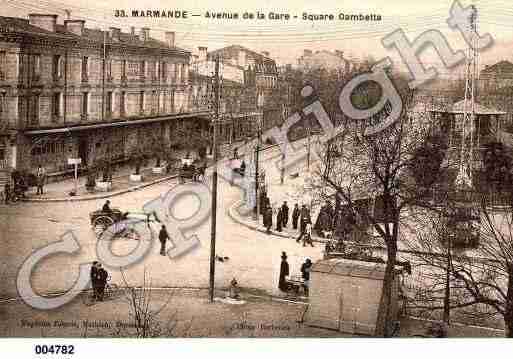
top-left (192, 45), bottom-right (282, 141)
top-left (297, 49), bottom-right (355, 72)
top-left (480, 60), bottom-right (513, 92)
top-left (0, 13), bottom-right (210, 184)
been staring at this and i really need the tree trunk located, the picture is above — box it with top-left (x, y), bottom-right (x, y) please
top-left (505, 270), bottom-right (513, 338)
top-left (375, 237), bottom-right (398, 337)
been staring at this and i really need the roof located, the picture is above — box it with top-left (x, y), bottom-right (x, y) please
top-left (189, 71), bottom-right (243, 87)
top-left (311, 258), bottom-right (402, 280)
top-left (0, 16), bottom-right (190, 55)
top-left (207, 45), bottom-right (278, 73)
top-left (430, 99), bottom-right (506, 115)
top-left (481, 60), bottom-right (513, 75)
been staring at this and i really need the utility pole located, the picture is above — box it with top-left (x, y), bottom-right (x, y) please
top-left (254, 118), bottom-right (261, 221)
top-left (209, 55), bottom-right (220, 303)
top-left (307, 119), bottom-right (311, 171)
top-left (101, 29), bottom-right (106, 122)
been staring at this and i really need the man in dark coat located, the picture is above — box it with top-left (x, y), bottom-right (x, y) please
top-left (4, 182), bottom-right (10, 204)
top-left (278, 252), bottom-right (290, 292)
top-left (159, 225), bottom-right (170, 256)
top-left (281, 201), bottom-right (289, 228)
top-left (301, 258), bottom-right (313, 296)
top-left (96, 263), bottom-right (108, 301)
top-left (276, 207), bottom-right (283, 232)
top-left (102, 200), bottom-right (112, 213)
top-left (292, 203), bottom-right (300, 230)
top-left (90, 261), bottom-right (100, 300)
top-left (264, 207), bottom-right (273, 234)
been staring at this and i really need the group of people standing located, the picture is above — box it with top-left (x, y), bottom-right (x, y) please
top-left (260, 190), bottom-right (315, 247)
top-left (263, 200), bottom-right (291, 233)
top-left (278, 252), bottom-right (313, 296)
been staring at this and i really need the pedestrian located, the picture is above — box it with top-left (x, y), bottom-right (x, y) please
top-left (278, 251), bottom-right (290, 292)
top-left (35, 165), bottom-right (46, 195)
top-left (292, 203), bottom-right (300, 230)
top-left (281, 201), bottom-right (289, 228)
top-left (301, 258), bottom-right (313, 296)
top-left (276, 207), bottom-right (283, 232)
top-left (264, 207), bottom-right (273, 234)
top-left (303, 221), bottom-right (314, 247)
top-left (102, 200), bottom-right (112, 213)
top-left (300, 204), bottom-right (309, 234)
top-left (96, 263), bottom-right (108, 301)
top-left (3, 182), bottom-right (10, 204)
top-left (159, 225), bottom-right (170, 256)
top-left (90, 261), bottom-right (100, 300)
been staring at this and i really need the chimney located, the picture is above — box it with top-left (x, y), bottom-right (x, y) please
top-left (139, 27), bottom-right (150, 41)
top-left (64, 19), bottom-right (85, 36)
top-left (130, 26), bottom-right (135, 35)
top-left (198, 46), bottom-right (208, 62)
top-left (29, 14), bottom-right (58, 33)
top-left (109, 27), bottom-right (120, 41)
top-left (304, 49), bottom-right (312, 57)
top-left (165, 31), bottom-right (175, 48)
top-left (261, 51), bottom-right (270, 57)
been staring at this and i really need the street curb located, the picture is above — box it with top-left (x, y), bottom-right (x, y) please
top-left (21, 174), bottom-right (179, 203)
top-left (227, 199), bottom-right (330, 244)
top-left (19, 136), bottom-right (308, 204)
top-left (0, 286), bottom-right (307, 307)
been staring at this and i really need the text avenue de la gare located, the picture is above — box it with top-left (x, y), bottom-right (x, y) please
top-left (115, 9), bottom-right (383, 22)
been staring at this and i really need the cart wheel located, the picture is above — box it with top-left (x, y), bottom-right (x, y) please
top-left (93, 216), bottom-right (115, 238)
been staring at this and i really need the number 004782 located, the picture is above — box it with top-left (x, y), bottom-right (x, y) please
top-left (34, 345), bottom-right (75, 355)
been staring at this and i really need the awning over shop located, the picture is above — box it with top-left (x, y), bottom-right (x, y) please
top-left (23, 111), bottom-right (212, 136)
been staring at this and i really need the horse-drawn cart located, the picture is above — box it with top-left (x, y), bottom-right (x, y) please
top-left (177, 158), bottom-right (206, 183)
top-left (89, 208), bottom-right (125, 237)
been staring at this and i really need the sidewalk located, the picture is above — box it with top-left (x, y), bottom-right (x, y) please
top-left (23, 164), bottom-right (178, 202)
top-left (228, 156), bottom-right (332, 245)
top-left (20, 139), bottom-right (250, 203)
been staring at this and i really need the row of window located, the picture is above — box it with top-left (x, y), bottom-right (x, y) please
top-left (30, 141), bottom-right (66, 156)
top-left (0, 51), bottom-right (189, 84)
top-left (25, 90), bottom-right (180, 124)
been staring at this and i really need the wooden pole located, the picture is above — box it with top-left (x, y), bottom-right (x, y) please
top-left (209, 55), bottom-right (220, 303)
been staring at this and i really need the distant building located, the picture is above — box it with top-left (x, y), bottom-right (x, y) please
top-left (480, 60), bottom-right (513, 92)
top-left (191, 45), bottom-right (282, 140)
top-left (0, 13), bottom-right (211, 185)
top-left (297, 49), bottom-right (354, 72)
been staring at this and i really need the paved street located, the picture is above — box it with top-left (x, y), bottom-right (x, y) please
top-left (0, 142), bottom-right (323, 301)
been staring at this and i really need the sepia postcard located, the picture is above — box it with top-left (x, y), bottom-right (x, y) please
top-left (1, 0), bottom-right (513, 352)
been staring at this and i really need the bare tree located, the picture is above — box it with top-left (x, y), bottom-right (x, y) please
top-left (309, 81), bottom-right (455, 336)
top-left (118, 270), bottom-right (193, 338)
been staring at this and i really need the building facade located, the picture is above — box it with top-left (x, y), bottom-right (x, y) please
top-left (192, 45), bottom-right (282, 143)
top-left (0, 13), bottom-right (210, 184)
top-left (297, 49), bottom-right (354, 72)
top-left (480, 60), bottom-right (513, 92)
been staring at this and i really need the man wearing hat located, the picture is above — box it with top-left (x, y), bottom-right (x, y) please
top-left (301, 258), bottom-right (313, 296)
top-left (278, 252), bottom-right (290, 292)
